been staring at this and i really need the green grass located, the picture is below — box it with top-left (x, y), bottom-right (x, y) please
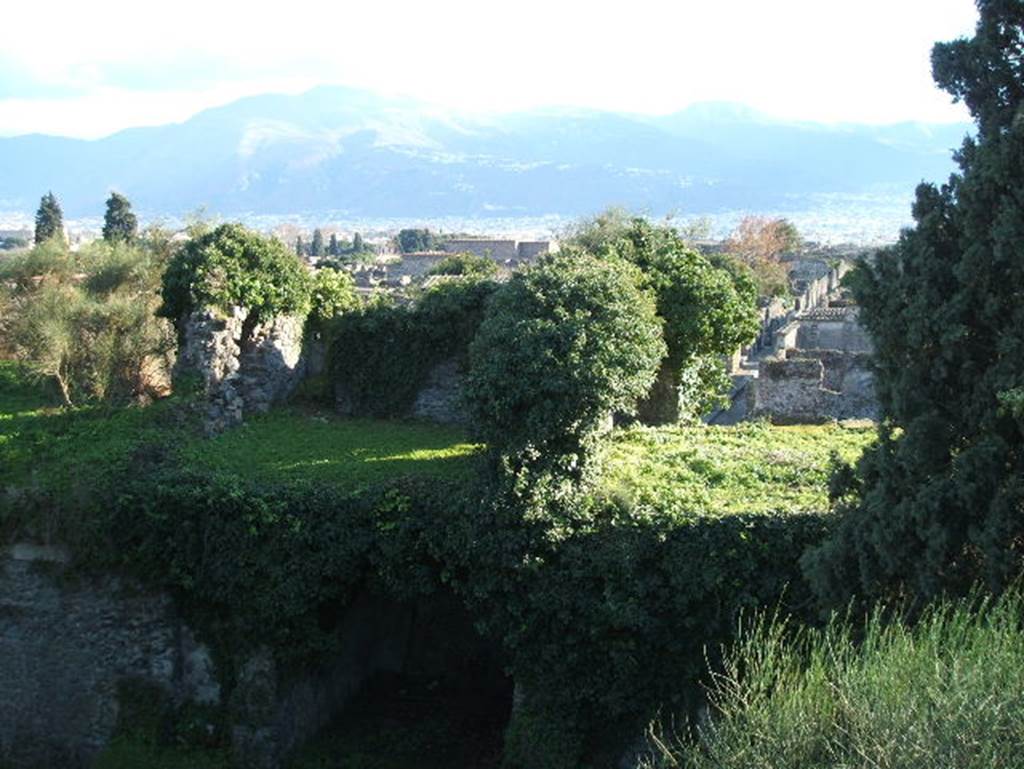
top-left (601, 421), bottom-right (875, 518)
top-left (647, 591), bottom-right (1024, 769)
top-left (0, 360), bottom-right (181, 500)
top-left (1, 361), bottom-right (481, 514)
top-left (182, 408), bottom-right (482, 492)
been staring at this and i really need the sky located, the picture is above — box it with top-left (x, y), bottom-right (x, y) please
top-left (0, 0), bottom-right (979, 139)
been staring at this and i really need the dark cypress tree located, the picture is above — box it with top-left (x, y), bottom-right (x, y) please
top-left (34, 191), bottom-right (65, 245)
top-left (352, 232), bottom-right (365, 254)
top-left (311, 228), bottom-right (325, 257)
top-left (102, 191), bottom-right (138, 243)
top-left (295, 236), bottom-right (305, 256)
top-left (805, 0), bottom-right (1024, 606)
top-left (328, 233), bottom-right (340, 257)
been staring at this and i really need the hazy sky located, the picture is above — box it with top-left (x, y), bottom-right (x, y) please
top-left (0, 0), bottom-right (979, 139)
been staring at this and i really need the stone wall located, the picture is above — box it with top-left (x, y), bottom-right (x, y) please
top-left (175, 307), bottom-right (307, 433)
top-left (751, 352), bottom-right (877, 422)
top-left (794, 309), bottom-right (873, 353)
top-left (0, 544), bottom-right (503, 768)
top-left (443, 239), bottom-right (518, 261)
top-left (410, 358), bottom-right (469, 425)
top-left (0, 543), bottom-right (219, 768)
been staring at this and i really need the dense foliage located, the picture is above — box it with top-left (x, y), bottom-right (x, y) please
top-left (804, 1), bottom-right (1024, 606)
top-left (396, 227), bottom-right (443, 253)
top-left (566, 215), bottom-right (760, 420)
top-left (426, 252), bottom-right (499, 279)
top-left (465, 252), bottom-right (664, 492)
top-left (89, 457), bottom-right (825, 769)
top-left (329, 279), bottom-right (498, 417)
top-left (647, 591), bottom-right (1024, 769)
top-left (160, 223), bottom-right (313, 324)
top-left (102, 192), bottom-right (139, 243)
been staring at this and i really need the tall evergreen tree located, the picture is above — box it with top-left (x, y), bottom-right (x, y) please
top-left (328, 233), bottom-right (340, 257)
top-left (311, 228), bottom-right (325, 257)
top-left (805, 0), bottom-right (1024, 606)
top-left (295, 236), bottom-right (305, 256)
top-left (352, 232), bottom-right (365, 253)
top-left (34, 191), bottom-right (64, 245)
top-left (102, 191), bottom-right (138, 243)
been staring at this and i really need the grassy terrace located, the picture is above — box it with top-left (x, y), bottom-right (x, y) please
top-left (2, 360), bottom-right (875, 515)
top-left (0, 361), bottom-right (480, 499)
top-left (182, 410), bottom-right (481, 490)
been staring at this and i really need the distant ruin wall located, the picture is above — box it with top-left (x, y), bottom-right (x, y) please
top-left (443, 239), bottom-right (518, 261)
top-left (795, 317), bottom-right (873, 353)
top-left (751, 352), bottom-right (877, 423)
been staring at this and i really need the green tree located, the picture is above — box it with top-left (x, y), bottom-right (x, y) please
top-left (160, 223), bottom-right (313, 325)
top-left (34, 191), bottom-right (64, 245)
top-left (102, 191), bottom-right (139, 243)
top-left (397, 227), bottom-right (437, 253)
top-left (804, 0), bottom-right (1024, 607)
top-left (352, 232), bottom-right (365, 254)
top-left (465, 252), bottom-right (665, 494)
top-left (295, 236), bottom-right (305, 256)
top-left (566, 213), bottom-right (760, 422)
top-left (311, 228), bottom-right (325, 257)
top-left (328, 233), bottom-right (340, 257)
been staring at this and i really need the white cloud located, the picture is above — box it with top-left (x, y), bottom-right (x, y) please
top-left (0, 0), bottom-right (978, 137)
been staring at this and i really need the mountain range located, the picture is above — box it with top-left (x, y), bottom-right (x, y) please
top-left (0, 86), bottom-right (972, 219)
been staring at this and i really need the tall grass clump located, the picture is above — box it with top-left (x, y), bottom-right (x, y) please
top-left (647, 591), bottom-right (1024, 769)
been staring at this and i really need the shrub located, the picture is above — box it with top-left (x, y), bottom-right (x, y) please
top-left (307, 267), bottom-right (358, 330)
top-left (645, 591), bottom-right (1024, 769)
top-left (564, 214), bottom-right (760, 421)
top-left (464, 252), bottom-right (664, 490)
top-left (159, 223), bottom-right (312, 324)
top-left (2, 240), bottom-right (173, 405)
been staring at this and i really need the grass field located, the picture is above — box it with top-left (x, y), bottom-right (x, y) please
top-left (182, 409), bottom-right (482, 491)
top-left (601, 421), bottom-right (875, 518)
top-left (0, 361), bottom-right (480, 504)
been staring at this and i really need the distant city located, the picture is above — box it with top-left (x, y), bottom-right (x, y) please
top-left (0, 190), bottom-right (917, 248)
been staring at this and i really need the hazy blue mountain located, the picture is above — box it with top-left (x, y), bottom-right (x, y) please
top-left (0, 86), bottom-right (971, 218)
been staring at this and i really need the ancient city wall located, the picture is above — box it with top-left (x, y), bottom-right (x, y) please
top-left (444, 239), bottom-right (519, 261)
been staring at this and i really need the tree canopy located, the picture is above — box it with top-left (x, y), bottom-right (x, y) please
top-left (565, 213), bottom-right (760, 420)
top-left (34, 192), bottom-right (64, 245)
top-left (102, 192), bottom-right (139, 243)
top-left (160, 223), bottom-right (313, 324)
top-left (805, 0), bottom-right (1024, 606)
top-left (465, 252), bottom-right (665, 491)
